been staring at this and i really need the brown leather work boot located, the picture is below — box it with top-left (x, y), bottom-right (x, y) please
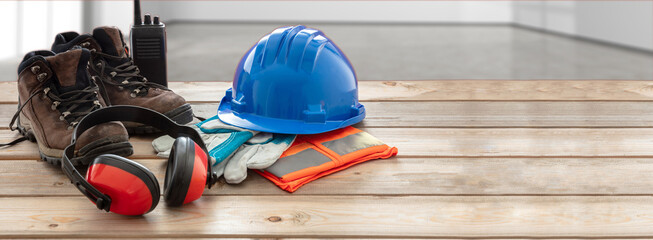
top-left (51, 26), bottom-right (193, 134)
top-left (12, 49), bottom-right (133, 166)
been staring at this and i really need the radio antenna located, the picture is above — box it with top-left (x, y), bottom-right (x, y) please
top-left (134, 0), bottom-right (142, 25)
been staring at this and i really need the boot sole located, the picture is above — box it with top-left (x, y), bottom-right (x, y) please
top-left (124, 103), bottom-right (194, 135)
top-left (17, 112), bottom-right (134, 166)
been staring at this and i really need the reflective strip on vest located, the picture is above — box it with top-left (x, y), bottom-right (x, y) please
top-left (264, 131), bottom-right (385, 178)
top-left (321, 131), bottom-right (384, 156)
top-left (265, 148), bottom-right (331, 178)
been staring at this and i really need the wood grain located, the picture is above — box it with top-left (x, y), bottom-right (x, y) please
top-left (3, 80), bottom-right (653, 103)
top-left (5, 101), bottom-right (653, 130)
top-left (5, 128), bottom-right (653, 160)
top-left (364, 128), bottom-right (653, 157)
top-left (3, 196), bottom-right (653, 238)
top-left (191, 101), bottom-right (653, 128)
top-left (5, 157), bottom-right (653, 196)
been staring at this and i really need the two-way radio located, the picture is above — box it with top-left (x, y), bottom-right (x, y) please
top-left (130, 0), bottom-right (168, 86)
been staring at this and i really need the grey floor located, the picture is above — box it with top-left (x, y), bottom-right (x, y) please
top-left (2, 22), bottom-right (652, 82)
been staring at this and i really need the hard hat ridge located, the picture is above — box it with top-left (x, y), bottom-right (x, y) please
top-left (257, 25), bottom-right (331, 73)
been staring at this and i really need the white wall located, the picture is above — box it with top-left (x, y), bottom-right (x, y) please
top-left (514, 2), bottom-right (545, 28)
top-left (83, 1), bottom-right (132, 34)
top-left (514, 1), bottom-right (576, 35)
top-left (514, 1), bottom-right (653, 51)
top-left (576, 1), bottom-right (653, 51)
top-left (142, 1), bottom-right (513, 23)
top-left (0, 1), bottom-right (18, 59)
top-left (0, 1), bottom-right (82, 60)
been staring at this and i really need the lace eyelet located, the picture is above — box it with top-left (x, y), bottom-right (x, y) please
top-left (51, 101), bottom-right (60, 110)
top-left (37, 73), bottom-right (48, 81)
top-left (59, 111), bottom-right (70, 121)
top-left (31, 66), bottom-right (40, 74)
top-left (130, 92), bottom-right (137, 98)
top-left (81, 42), bottom-right (90, 47)
top-left (110, 72), bottom-right (117, 77)
top-left (42, 87), bottom-right (50, 99)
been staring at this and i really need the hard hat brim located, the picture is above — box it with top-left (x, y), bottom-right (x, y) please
top-left (216, 96), bottom-right (366, 134)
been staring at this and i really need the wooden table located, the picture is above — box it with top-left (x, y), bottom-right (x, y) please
top-left (3, 80), bottom-right (653, 238)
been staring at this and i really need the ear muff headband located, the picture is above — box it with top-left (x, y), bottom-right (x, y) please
top-left (61, 105), bottom-right (214, 212)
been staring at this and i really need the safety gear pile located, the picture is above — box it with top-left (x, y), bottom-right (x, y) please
top-left (153, 25), bottom-right (398, 191)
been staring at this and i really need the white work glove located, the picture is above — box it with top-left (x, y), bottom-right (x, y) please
top-left (220, 132), bottom-right (295, 183)
top-left (152, 116), bottom-right (295, 184)
top-left (152, 115), bottom-right (257, 164)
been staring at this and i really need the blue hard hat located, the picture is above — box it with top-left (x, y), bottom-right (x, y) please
top-left (217, 25), bottom-right (366, 134)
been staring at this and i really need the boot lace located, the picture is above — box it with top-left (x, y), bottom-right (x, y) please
top-left (89, 51), bottom-right (168, 104)
top-left (46, 86), bottom-right (102, 128)
top-left (8, 84), bottom-right (102, 133)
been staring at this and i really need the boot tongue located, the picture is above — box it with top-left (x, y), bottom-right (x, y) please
top-left (92, 26), bottom-right (129, 59)
top-left (45, 49), bottom-right (91, 93)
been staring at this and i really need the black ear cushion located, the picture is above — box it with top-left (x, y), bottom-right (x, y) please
top-left (88, 154), bottom-right (160, 214)
top-left (164, 137), bottom-right (195, 206)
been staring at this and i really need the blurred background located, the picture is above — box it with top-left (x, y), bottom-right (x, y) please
top-left (0, 0), bottom-right (651, 81)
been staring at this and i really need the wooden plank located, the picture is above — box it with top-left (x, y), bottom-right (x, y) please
top-left (4, 80), bottom-right (653, 103)
top-left (191, 101), bottom-right (653, 128)
top-left (381, 128), bottom-right (653, 157)
top-left (0, 238), bottom-right (587, 240)
top-left (367, 128), bottom-right (653, 157)
top-left (5, 128), bottom-right (653, 160)
top-left (6, 157), bottom-right (653, 196)
top-left (2, 196), bottom-right (653, 237)
top-left (5, 101), bottom-right (653, 130)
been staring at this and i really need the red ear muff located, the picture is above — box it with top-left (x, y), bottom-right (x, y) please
top-left (164, 137), bottom-right (208, 206)
top-left (86, 154), bottom-right (160, 215)
top-left (62, 106), bottom-right (213, 215)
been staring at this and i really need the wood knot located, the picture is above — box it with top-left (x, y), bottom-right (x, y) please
top-left (383, 81), bottom-right (397, 86)
top-left (353, 172), bottom-right (361, 175)
top-left (53, 181), bottom-right (64, 186)
top-left (267, 216), bottom-right (282, 222)
top-left (48, 224), bottom-right (58, 228)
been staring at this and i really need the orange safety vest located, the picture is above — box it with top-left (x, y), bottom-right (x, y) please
top-left (256, 126), bottom-right (398, 192)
